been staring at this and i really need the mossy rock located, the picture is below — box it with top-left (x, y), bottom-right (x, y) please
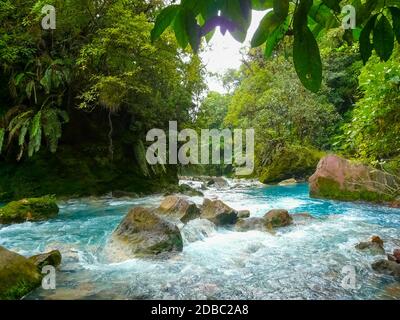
top-left (0, 246), bottom-right (42, 300)
top-left (0, 196), bottom-right (59, 224)
top-left (259, 145), bottom-right (324, 184)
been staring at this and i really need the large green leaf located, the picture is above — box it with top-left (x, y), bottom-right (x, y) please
top-left (390, 7), bottom-right (400, 43)
top-left (293, 0), bottom-right (313, 31)
top-left (151, 5), bottom-right (180, 42)
top-left (251, 11), bottom-right (281, 47)
top-left (373, 14), bottom-right (395, 61)
top-left (359, 15), bottom-right (377, 64)
top-left (251, 0), bottom-right (273, 10)
top-left (173, 8), bottom-right (189, 49)
top-left (309, 1), bottom-right (339, 29)
top-left (273, 0), bottom-right (289, 20)
top-left (293, 26), bottom-right (322, 92)
top-left (264, 18), bottom-right (289, 58)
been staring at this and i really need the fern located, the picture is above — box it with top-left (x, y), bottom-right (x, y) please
top-left (28, 111), bottom-right (42, 157)
top-left (4, 108), bottom-right (69, 159)
top-left (0, 128), bottom-right (5, 154)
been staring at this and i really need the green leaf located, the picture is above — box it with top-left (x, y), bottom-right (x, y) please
top-left (390, 7), bottom-right (400, 43)
top-left (309, 2), bottom-right (339, 29)
top-left (251, 11), bottom-right (281, 47)
top-left (251, 0), bottom-right (273, 11)
top-left (293, 26), bottom-right (322, 93)
top-left (359, 15), bottom-right (377, 64)
top-left (222, 0), bottom-right (252, 43)
top-left (273, 0), bottom-right (289, 20)
top-left (264, 18), bottom-right (289, 58)
top-left (373, 15), bottom-right (395, 61)
top-left (293, 0), bottom-right (313, 31)
top-left (173, 8), bottom-right (189, 49)
top-left (151, 5), bottom-right (180, 42)
top-left (184, 10), bottom-right (201, 52)
top-left (321, 0), bottom-right (341, 13)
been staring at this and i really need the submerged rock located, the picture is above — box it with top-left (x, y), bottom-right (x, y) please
top-left (206, 177), bottom-right (229, 188)
top-left (355, 236), bottom-right (385, 255)
top-left (0, 246), bottom-right (42, 300)
top-left (278, 178), bottom-right (298, 186)
top-left (105, 207), bottom-right (183, 262)
top-left (237, 210), bottom-right (251, 219)
top-left (180, 219), bottom-right (216, 243)
top-left (309, 155), bottom-right (400, 203)
top-left (235, 217), bottom-right (266, 232)
top-left (0, 196), bottom-right (59, 224)
top-left (158, 196), bottom-right (201, 224)
top-left (200, 199), bottom-right (238, 226)
top-left (264, 209), bottom-right (293, 228)
top-left (372, 260), bottom-right (400, 277)
top-left (29, 250), bottom-right (62, 270)
top-left (291, 212), bottom-right (315, 225)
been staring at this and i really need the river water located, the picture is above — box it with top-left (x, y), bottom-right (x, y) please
top-left (1, 181), bottom-right (399, 300)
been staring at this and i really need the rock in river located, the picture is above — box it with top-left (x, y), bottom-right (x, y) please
top-left (235, 217), bottom-right (266, 232)
top-left (0, 196), bottom-right (59, 224)
top-left (355, 236), bottom-right (385, 255)
top-left (29, 250), bottom-right (62, 270)
top-left (0, 246), bottom-right (42, 300)
top-left (158, 195), bottom-right (201, 224)
top-left (372, 260), bottom-right (400, 277)
top-left (104, 207), bottom-right (183, 262)
top-left (200, 199), bottom-right (238, 226)
top-left (309, 155), bottom-right (400, 203)
top-left (264, 209), bottom-right (293, 228)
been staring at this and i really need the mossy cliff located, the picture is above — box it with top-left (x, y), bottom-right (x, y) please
top-left (259, 145), bottom-right (325, 184)
top-left (0, 109), bottom-right (178, 202)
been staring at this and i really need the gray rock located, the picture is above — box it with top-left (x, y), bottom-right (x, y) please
top-left (235, 217), bottom-right (266, 232)
top-left (372, 259), bottom-right (400, 277)
top-left (237, 210), bottom-right (251, 219)
top-left (29, 250), bottom-right (62, 270)
top-left (104, 207), bottom-right (183, 262)
top-left (158, 196), bottom-right (201, 223)
top-left (264, 209), bottom-right (293, 228)
top-left (200, 199), bottom-right (238, 226)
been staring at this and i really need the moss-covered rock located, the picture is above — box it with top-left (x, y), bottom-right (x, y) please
top-left (0, 196), bottom-right (59, 224)
top-left (259, 145), bottom-right (324, 184)
top-left (0, 246), bottom-right (42, 300)
top-left (264, 209), bottom-right (293, 228)
top-left (309, 155), bottom-right (400, 203)
top-left (29, 250), bottom-right (62, 270)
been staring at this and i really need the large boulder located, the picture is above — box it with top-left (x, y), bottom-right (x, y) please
top-left (0, 196), bottom-right (59, 224)
top-left (0, 246), bottom-right (42, 300)
top-left (355, 236), bottom-right (385, 255)
top-left (309, 155), bottom-right (400, 203)
top-left (264, 209), bottom-right (293, 228)
top-left (104, 207), bottom-right (183, 262)
top-left (207, 177), bottom-right (229, 188)
top-left (200, 199), bottom-right (238, 226)
top-left (29, 250), bottom-right (62, 270)
top-left (158, 196), bottom-right (201, 223)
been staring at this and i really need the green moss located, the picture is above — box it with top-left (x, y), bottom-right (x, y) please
top-left (0, 196), bottom-right (59, 224)
top-left (311, 176), bottom-right (396, 203)
top-left (259, 145), bottom-right (325, 184)
top-left (0, 246), bottom-right (42, 300)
